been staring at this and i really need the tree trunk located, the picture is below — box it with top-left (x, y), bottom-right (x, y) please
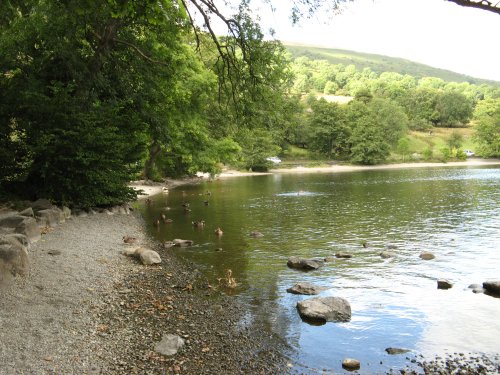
top-left (143, 141), bottom-right (161, 180)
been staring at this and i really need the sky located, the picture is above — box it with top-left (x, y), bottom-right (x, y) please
top-left (247, 0), bottom-right (500, 82)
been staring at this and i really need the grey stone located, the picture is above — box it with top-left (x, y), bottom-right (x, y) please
top-left (0, 213), bottom-right (26, 228)
top-left (136, 248), bottom-right (161, 265)
top-left (123, 247), bottom-right (161, 265)
top-left (36, 208), bottom-right (64, 227)
top-left (0, 234), bottom-right (30, 278)
top-left (15, 217), bottom-right (40, 243)
top-left (286, 282), bottom-right (328, 295)
top-left (62, 206), bottom-right (71, 219)
top-left (30, 199), bottom-right (53, 212)
top-left (154, 334), bottom-right (185, 356)
top-left (342, 358), bottom-right (360, 370)
top-left (297, 296), bottom-right (351, 323)
top-left (0, 213), bottom-right (40, 243)
top-left (380, 251), bottom-right (395, 259)
top-left (287, 256), bottom-right (322, 270)
top-left (19, 207), bottom-right (35, 217)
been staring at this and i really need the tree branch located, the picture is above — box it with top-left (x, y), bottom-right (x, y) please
top-left (112, 38), bottom-right (168, 66)
top-left (447, 0), bottom-right (500, 15)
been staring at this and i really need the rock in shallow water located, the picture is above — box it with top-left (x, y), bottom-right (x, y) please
top-left (483, 280), bottom-right (500, 296)
top-left (287, 256), bottom-right (322, 270)
top-left (385, 347), bottom-right (410, 355)
top-left (342, 358), bottom-right (360, 370)
top-left (296, 296), bottom-right (351, 323)
top-left (286, 282), bottom-right (328, 295)
top-left (437, 280), bottom-right (453, 289)
top-left (419, 252), bottom-right (435, 260)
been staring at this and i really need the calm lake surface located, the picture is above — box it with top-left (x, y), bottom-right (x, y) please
top-left (142, 166), bottom-right (500, 373)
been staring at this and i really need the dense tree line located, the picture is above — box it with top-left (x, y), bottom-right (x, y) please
top-left (0, 0), bottom-right (294, 207)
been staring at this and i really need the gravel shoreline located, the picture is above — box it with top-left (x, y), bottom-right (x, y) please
top-left (1, 185), bottom-right (499, 374)
top-left (0, 209), bottom-right (289, 375)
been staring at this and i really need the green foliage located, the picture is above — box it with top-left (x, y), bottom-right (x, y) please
top-left (446, 131), bottom-right (463, 150)
top-left (397, 137), bottom-right (411, 161)
top-left (473, 99), bottom-right (500, 157)
top-left (346, 101), bottom-right (390, 164)
top-left (423, 147), bottom-right (433, 160)
top-left (434, 91), bottom-right (473, 127)
top-left (439, 147), bottom-right (451, 162)
top-left (307, 99), bottom-right (350, 158)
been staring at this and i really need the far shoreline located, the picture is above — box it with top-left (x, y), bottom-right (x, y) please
top-left (130, 159), bottom-right (500, 196)
top-left (217, 158), bottom-right (500, 178)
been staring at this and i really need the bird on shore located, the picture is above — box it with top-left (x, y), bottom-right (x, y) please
top-left (214, 227), bottom-right (223, 236)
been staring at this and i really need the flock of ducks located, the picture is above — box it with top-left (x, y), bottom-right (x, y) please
top-left (146, 190), bottom-right (224, 236)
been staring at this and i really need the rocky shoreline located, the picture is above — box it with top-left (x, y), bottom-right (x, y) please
top-left (1, 182), bottom-right (499, 374)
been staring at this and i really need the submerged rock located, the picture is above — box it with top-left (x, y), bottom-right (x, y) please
top-left (380, 251), bottom-right (395, 259)
top-left (296, 296), bottom-right (351, 323)
top-left (335, 252), bottom-right (353, 259)
top-left (419, 252), bottom-right (435, 260)
top-left (287, 256), bottom-right (322, 270)
top-left (385, 347), bottom-right (410, 355)
top-left (286, 282), bottom-right (328, 295)
top-left (249, 231), bottom-right (264, 238)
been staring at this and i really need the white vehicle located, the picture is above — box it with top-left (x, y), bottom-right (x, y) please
top-left (266, 156), bottom-right (282, 164)
top-left (464, 149), bottom-right (475, 157)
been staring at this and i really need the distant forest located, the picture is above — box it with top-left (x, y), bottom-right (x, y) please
top-left (285, 44), bottom-right (500, 87)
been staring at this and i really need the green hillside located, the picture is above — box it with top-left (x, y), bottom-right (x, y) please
top-left (285, 43), bottom-right (500, 86)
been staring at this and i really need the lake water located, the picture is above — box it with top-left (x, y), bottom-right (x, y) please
top-left (141, 166), bottom-right (500, 373)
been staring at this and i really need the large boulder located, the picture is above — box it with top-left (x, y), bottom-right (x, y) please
top-left (297, 296), bottom-right (351, 323)
top-left (0, 213), bottom-right (40, 243)
top-left (483, 280), bottom-right (500, 296)
top-left (30, 199), bottom-right (54, 212)
top-left (36, 208), bottom-right (65, 227)
top-left (136, 248), bottom-right (162, 265)
top-left (287, 282), bottom-right (328, 295)
top-left (0, 234), bottom-right (30, 280)
top-left (123, 247), bottom-right (161, 265)
top-left (287, 256), bottom-right (323, 270)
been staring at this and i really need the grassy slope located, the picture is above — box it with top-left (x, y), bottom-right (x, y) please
top-left (281, 127), bottom-right (479, 166)
top-left (285, 44), bottom-right (500, 86)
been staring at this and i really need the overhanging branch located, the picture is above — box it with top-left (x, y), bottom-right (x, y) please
top-left (447, 0), bottom-right (500, 15)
